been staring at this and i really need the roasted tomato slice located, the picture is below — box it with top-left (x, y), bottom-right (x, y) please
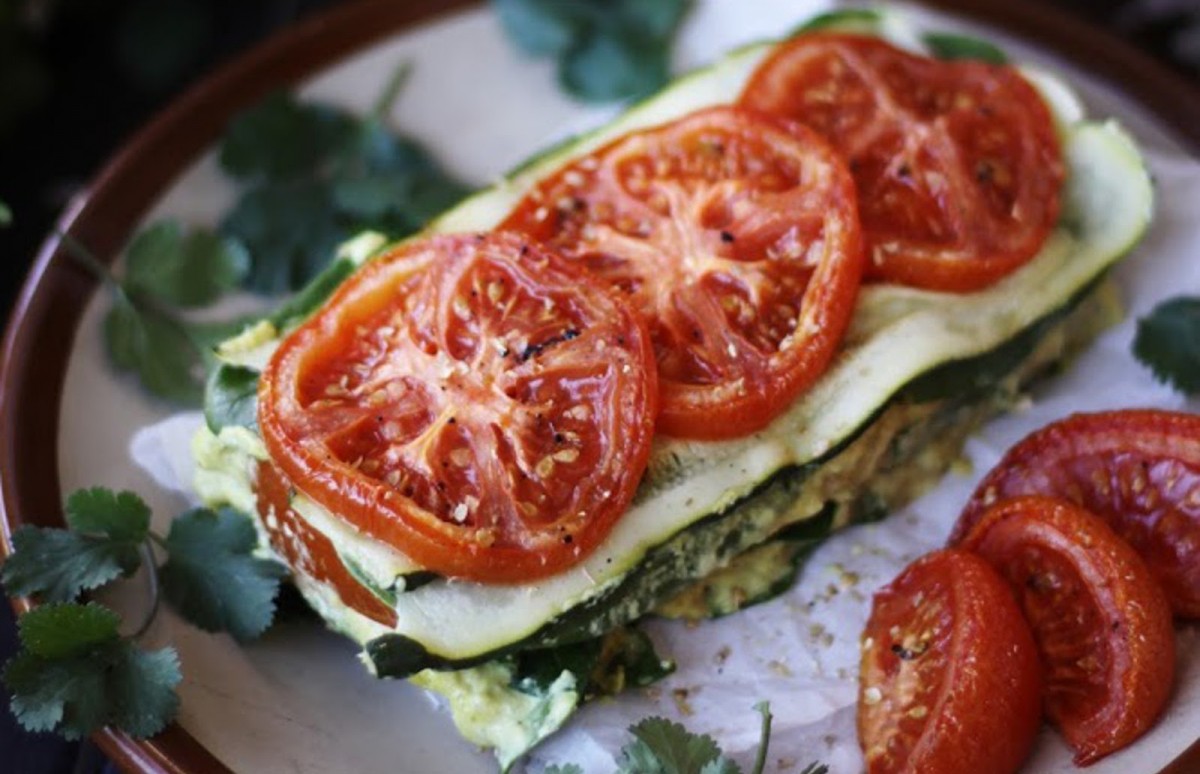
top-left (740, 33), bottom-right (1062, 292)
top-left (258, 232), bottom-right (657, 583)
top-left (952, 409), bottom-right (1200, 617)
top-left (858, 549), bottom-right (1041, 774)
top-left (959, 496), bottom-right (1175, 765)
top-left (501, 106), bottom-right (864, 439)
top-left (256, 461), bottom-right (398, 627)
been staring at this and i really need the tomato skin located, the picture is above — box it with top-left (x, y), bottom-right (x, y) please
top-left (258, 232), bottom-right (657, 583)
top-left (740, 33), bottom-right (1062, 292)
top-left (501, 106), bottom-right (864, 439)
top-left (959, 496), bottom-right (1175, 765)
top-left (952, 409), bottom-right (1200, 618)
top-left (858, 549), bottom-right (1041, 774)
top-left (256, 461), bottom-right (398, 627)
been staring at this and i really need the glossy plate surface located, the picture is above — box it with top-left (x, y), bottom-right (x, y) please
top-left (1, 0), bottom-right (1198, 772)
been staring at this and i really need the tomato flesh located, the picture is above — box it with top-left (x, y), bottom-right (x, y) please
top-left (858, 549), bottom-right (1041, 774)
top-left (960, 496), bottom-right (1175, 765)
top-left (953, 409), bottom-right (1200, 617)
top-left (740, 33), bottom-right (1062, 292)
top-left (502, 106), bottom-right (864, 439)
top-left (258, 232), bottom-right (657, 583)
top-left (256, 461), bottom-right (398, 627)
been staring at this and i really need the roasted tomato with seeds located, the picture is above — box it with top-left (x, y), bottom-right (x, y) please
top-left (959, 496), bottom-right (1175, 765)
top-left (952, 409), bottom-right (1200, 617)
top-left (256, 461), bottom-right (398, 627)
top-left (858, 549), bottom-right (1041, 774)
top-left (740, 33), bottom-right (1062, 292)
top-left (258, 232), bottom-right (657, 583)
top-left (501, 105), bottom-right (864, 440)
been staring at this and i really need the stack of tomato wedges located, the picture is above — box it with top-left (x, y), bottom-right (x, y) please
top-left (859, 408), bottom-right (1200, 773)
top-left (257, 32), bottom-right (1068, 588)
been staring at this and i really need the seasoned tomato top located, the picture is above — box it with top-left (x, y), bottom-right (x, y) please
top-left (502, 106), bottom-right (864, 439)
top-left (258, 232), bottom-right (657, 583)
top-left (741, 33), bottom-right (1062, 292)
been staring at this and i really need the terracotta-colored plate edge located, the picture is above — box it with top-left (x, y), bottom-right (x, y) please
top-left (0, 0), bottom-right (1196, 772)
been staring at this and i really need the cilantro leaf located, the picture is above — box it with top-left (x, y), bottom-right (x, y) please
top-left (492, 0), bottom-right (691, 102)
top-left (618, 716), bottom-right (730, 774)
top-left (542, 766), bottom-right (584, 774)
top-left (922, 32), bottom-right (1008, 64)
top-left (0, 199), bottom-right (11, 226)
top-left (204, 364), bottom-right (260, 432)
top-left (219, 92), bottom-right (355, 182)
top-left (16, 602), bottom-right (121, 659)
top-left (3, 603), bottom-right (181, 740)
top-left (220, 178), bottom-right (345, 294)
top-left (65, 487), bottom-right (152, 543)
top-left (1134, 296), bottom-right (1200, 395)
top-left (124, 220), bottom-right (250, 308)
top-left (159, 508), bottom-right (287, 641)
top-left (3, 528), bottom-right (133, 603)
top-left (560, 27), bottom-right (670, 103)
top-left (1, 488), bottom-right (150, 603)
top-left (104, 290), bottom-right (206, 404)
top-left (493, 0), bottom-right (584, 56)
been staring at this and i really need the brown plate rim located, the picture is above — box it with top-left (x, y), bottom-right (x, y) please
top-left (1, 0), bottom-right (1197, 772)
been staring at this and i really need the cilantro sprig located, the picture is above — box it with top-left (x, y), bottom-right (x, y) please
top-left (1133, 296), bottom-right (1200, 395)
top-left (1, 487), bottom-right (285, 740)
top-left (218, 65), bottom-right (470, 294)
top-left (492, 0), bottom-right (692, 102)
top-left (59, 223), bottom-right (249, 405)
top-left (545, 703), bottom-right (826, 774)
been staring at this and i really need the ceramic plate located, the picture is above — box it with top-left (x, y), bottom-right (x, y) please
top-left (2, 0), bottom-right (1198, 771)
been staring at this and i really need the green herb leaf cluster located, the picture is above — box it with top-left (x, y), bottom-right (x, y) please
top-left (1133, 296), bottom-right (1200, 395)
top-left (218, 79), bottom-right (470, 294)
top-left (492, 0), bottom-right (692, 102)
top-left (57, 220), bottom-right (250, 405)
top-left (1, 488), bottom-right (286, 740)
top-left (542, 702), bottom-right (825, 774)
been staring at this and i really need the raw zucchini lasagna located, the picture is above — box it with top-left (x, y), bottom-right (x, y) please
top-left (192, 10), bottom-right (1152, 769)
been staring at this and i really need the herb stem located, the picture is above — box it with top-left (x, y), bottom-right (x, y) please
top-left (54, 229), bottom-right (121, 290)
top-left (131, 539), bottom-right (162, 640)
top-left (371, 61), bottom-right (413, 122)
top-left (750, 701), bottom-right (773, 774)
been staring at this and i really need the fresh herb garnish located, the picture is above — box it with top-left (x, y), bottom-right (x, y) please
top-left (58, 225), bottom-right (246, 405)
top-left (0, 199), bottom-right (12, 226)
top-left (218, 66), bottom-right (470, 294)
top-left (1133, 296), bottom-right (1200, 395)
top-left (158, 507), bottom-right (287, 642)
top-left (3, 602), bottom-right (182, 740)
top-left (540, 702), bottom-right (825, 774)
top-left (1, 488), bottom-right (285, 739)
top-left (492, 0), bottom-right (692, 102)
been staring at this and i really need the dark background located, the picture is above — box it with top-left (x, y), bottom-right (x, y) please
top-left (0, 0), bottom-right (1197, 772)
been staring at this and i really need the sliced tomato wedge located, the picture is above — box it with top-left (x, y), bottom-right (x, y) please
top-left (959, 496), bottom-right (1175, 765)
top-left (952, 409), bottom-right (1200, 617)
top-left (256, 461), bottom-right (398, 627)
top-left (858, 549), bottom-right (1041, 774)
top-left (258, 232), bottom-right (658, 583)
top-left (740, 33), bottom-right (1062, 292)
top-left (501, 106), bottom-right (864, 440)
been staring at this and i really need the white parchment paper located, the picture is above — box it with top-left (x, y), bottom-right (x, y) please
top-left (123, 2), bottom-right (1200, 771)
